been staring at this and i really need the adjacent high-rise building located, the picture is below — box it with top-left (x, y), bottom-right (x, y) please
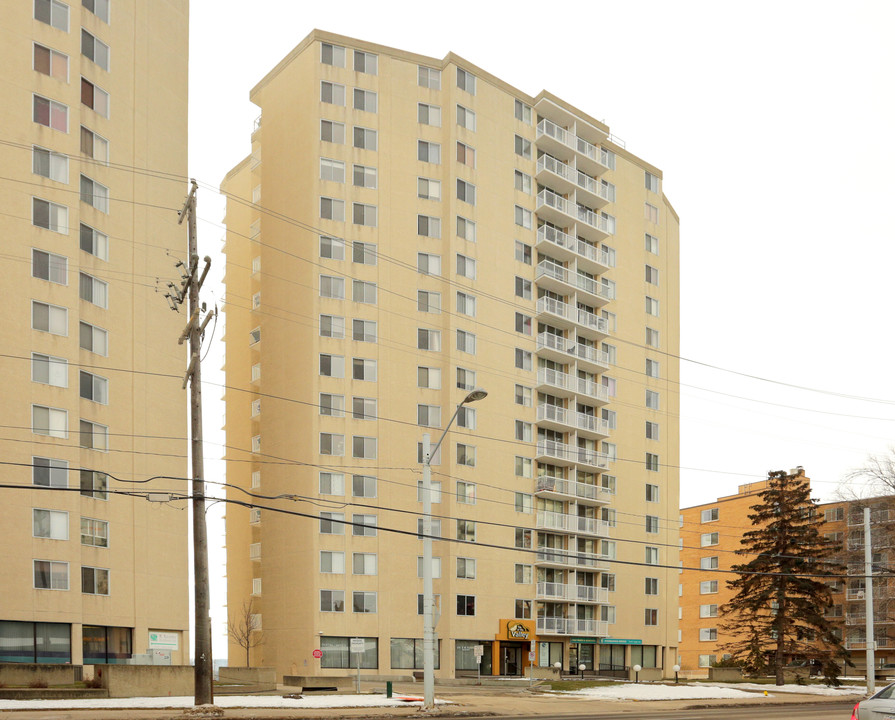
top-left (222, 29), bottom-right (680, 679)
top-left (0, 0), bottom-right (190, 664)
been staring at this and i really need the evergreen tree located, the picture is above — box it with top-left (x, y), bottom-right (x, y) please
top-left (720, 468), bottom-right (851, 685)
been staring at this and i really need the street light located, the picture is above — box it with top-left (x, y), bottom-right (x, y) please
top-left (422, 388), bottom-right (488, 710)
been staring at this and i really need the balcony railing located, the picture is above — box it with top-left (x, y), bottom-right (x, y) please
top-left (535, 298), bottom-right (611, 337)
top-left (537, 188), bottom-right (575, 219)
top-left (537, 367), bottom-right (575, 393)
top-left (535, 476), bottom-right (613, 504)
top-left (537, 225), bottom-right (612, 268)
top-left (578, 377), bottom-right (610, 403)
top-left (536, 510), bottom-right (610, 537)
top-left (536, 336), bottom-right (611, 373)
top-left (536, 440), bottom-right (609, 470)
top-left (578, 308), bottom-right (609, 335)
top-left (846, 612), bottom-right (895, 626)
top-left (536, 616), bottom-right (609, 636)
top-left (537, 118), bottom-right (611, 174)
top-left (538, 154), bottom-right (576, 184)
top-left (576, 585), bottom-right (609, 604)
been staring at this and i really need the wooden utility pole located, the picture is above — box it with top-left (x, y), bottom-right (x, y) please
top-left (177, 179), bottom-right (213, 705)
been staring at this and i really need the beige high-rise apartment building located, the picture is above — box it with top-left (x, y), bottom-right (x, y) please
top-left (222, 29), bottom-right (680, 680)
top-left (0, 0), bottom-right (190, 664)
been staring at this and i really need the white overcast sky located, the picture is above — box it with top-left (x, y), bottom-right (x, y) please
top-left (185, 0), bottom-right (895, 646)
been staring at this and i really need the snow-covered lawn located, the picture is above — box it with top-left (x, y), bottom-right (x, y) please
top-left (0, 694), bottom-right (446, 710)
top-left (559, 681), bottom-right (866, 701)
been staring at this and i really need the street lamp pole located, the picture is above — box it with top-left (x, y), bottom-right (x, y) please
top-left (422, 389), bottom-right (487, 711)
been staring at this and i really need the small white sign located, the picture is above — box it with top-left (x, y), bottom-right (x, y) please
top-left (528, 651), bottom-right (535, 662)
top-left (350, 638), bottom-right (366, 654)
top-left (476, 655), bottom-right (482, 664)
top-left (148, 631), bottom-right (179, 650)
top-left (473, 644), bottom-right (484, 658)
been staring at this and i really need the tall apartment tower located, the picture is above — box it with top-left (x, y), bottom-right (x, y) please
top-left (0, 0), bottom-right (190, 664)
top-left (223, 30), bottom-right (680, 679)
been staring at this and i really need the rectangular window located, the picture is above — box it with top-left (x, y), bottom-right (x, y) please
top-left (514, 170), bottom-right (532, 194)
top-left (320, 314), bottom-right (345, 338)
top-left (79, 175), bottom-right (109, 213)
top-left (515, 241), bottom-right (532, 265)
top-left (702, 508), bottom-right (720, 522)
top-left (352, 474), bottom-right (377, 498)
top-left (352, 357), bottom-right (377, 381)
top-left (514, 385), bottom-right (532, 406)
top-left (32, 248), bottom-right (68, 285)
top-left (456, 254), bottom-right (476, 279)
top-left (79, 272), bottom-right (107, 308)
top-left (514, 313), bottom-right (532, 336)
top-left (319, 472), bottom-right (345, 496)
top-left (320, 511), bottom-right (345, 535)
top-left (456, 291), bottom-right (476, 317)
top-left (33, 458), bottom-right (67, 488)
top-left (417, 328), bottom-right (441, 351)
top-left (701, 532), bottom-right (719, 547)
top-left (352, 164), bottom-right (377, 189)
top-left (514, 564), bottom-right (532, 584)
top-left (321, 120), bottom-right (345, 144)
top-left (418, 102), bottom-right (441, 126)
top-left (514, 99), bottom-right (532, 124)
top-left (456, 179), bottom-right (476, 205)
top-left (700, 556), bottom-right (719, 570)
top-left (646, 359), bottom-right (660, 378)
top-left (353, 553), bottom-right (377, 575)
top-left (352, 397), bottom-right (376, 420)
top-left (352, 513), bottom-right (377, 537)
top-left (700, 580), bottom-right (719, 594)
top-left (352, 436), bottom-right (377, 460)
top-left (645, 265), bottom-right (659, 285)
top-left (79, 370), bottom-right (108, 404)
top-left (352, 280), bottom-right (377, 304)
top-left (81, 78), bottom-right (109, 117)
top-left (418, 404), bottom-right (441, 428)
top-left (418, 214), bottom-right (441, 238)
top-left (698, 655), bottom-right (717, 668)
top-left (515, 457), bottom-right (532, 479)
top-left (456, 68), bottom-right (476, 94)
top-left (80, 517), bottom-right (108, 547)
top-left (645, 171), bottom-right (660, 193)
top-left (31, 300), bottom-right (68, 335)
top-left (515, 599), bottom-right (532, 619)
top-left (319, 275), bottom-right (345, 299)
top-left (456, 444), bottom-right (476, 467)
top-left (645, 577), bottom-right (659, 595)
top-left (320, 81), bottom-right (346, 105)
top-left (353, 88), bottom-right (377, 113)
top-left (515, 348), bottom-right (532, 371)
top-left (418, 290), bottom-right (441, 313)
top-left (319, 393), bottom-right (345, 417)
top-left (418, 66), bottom-right (441, 89)
top-left (320, 551), bottom-right (345, 574)
top-left (32, 353), bottom-right (67, 387)
top-left (457, 367), bottom-right (476, 391)
top-left (79, 419), bottom-right (107, 451)
top-left (79, 469), bottom-right (107, 499)
top-left (33, 197), bottom-right (69, 233)
top-left (35, 0), bottom-right (69, 30)
top-left (352, 319), bottom-right (376, 343)
top-left (456, 595), bottom-right (476, 616)
top-left (353, 203), bottom-right (378, 227)
top-left (417, 252), bottom-right (441, 276)
top-left (418, 141), bottom-right (441, 163)
top-left (418, 177), bottom-right (441, 200)
top-left (33, 509), bottom-right (68, 540)
top-left (320, 157), bottom-right (345, 183)
top-left (83, 1), bottom-right (111, 26)
top-left (645, 453), bottom-right (659, 472)
top-left (456, 104), bottom-right (476, 130)
top-left (320, 197), bottom-right (344, 222)
top-left (645, 233), bottom-right (659, 254)
top-left (514, 492), bottom-right (532, 513)
top-left (456, 216), bottom-right (476, 243)
top-left (700, 604), bottom-right (719, 618)
top-left (644, 609), bottom-right (658, 626)
top-left (457, 330), bottom-right (476, 354)
top-left (319, 353), bottom-right (345, 378)
top-left (79, 223), bottom-right (108, 260)
top-left (34, 560), bottom-right (69, 590)
top-left (81, 29), bottom-right (110, 71)
top-left (645, 203), bottom-right (659, 224)
top-left (646, 390), bottom-right (660, 410)
top-left (319, 433), bottom-right (345, 456)
top-left (645, 483), bottom-right (660, 503)
top-left (601, 606), bottom-right (616, 623)
top-left (320, 590), bottom-right (345, 612)
top-left (321, 42), bottom-right (345, 67)
top-left (457, 142), bottom-right (475, 167)
top-left (320, 235), bottom-right (345, 260)
top-left (514, 135), bottom-right (532, 159)
top-left (515, 528), bottom-right (532, 549)
top-left (645, 296), bottom-right (660, 316)
top-left (645, 546), bottom-right (659, 565)
top-left (646, 421), bottom-right (660, 440)
top-left (646, 327), bottom-right (660, 348)
top-left (646, 515), bottom-right (659, 534)
top-left (418, 366), bottom-right (441, 389)
top-left (515, 421), bottom-right (532, 442)
top-left (456, 481), bottom-right (476, 505)
top-left (353, 126), bottom-right (377, 150)
top-left (33, 145), bottom-right (68, 182)
top-left (457, 557), bottom-right (476, 579)
top-left (354, 50), bottom-right (378, 74)
top-left (32, 404), bottom-right (67, 439)
top-left (514, 205), bottom-right (532, 229)
top-left (33, 95), bottom-right (68, 132)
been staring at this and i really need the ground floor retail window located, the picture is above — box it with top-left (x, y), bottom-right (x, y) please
top-left (630, 644), bottom-right (659, 668)
top-left (570, 642), bottom-right (595, 670)
top-left (0, 621), bottom-right (71, 663)
top-left (455, 640), bottom-right (492, 674)
top-left (599, 643), bottom-right (626, 670)
top-left (537, 641), bottom-right (563, 668)
top-left (321, 636), bottom-right (378, 668)
top-left (390, 638), bottom-right (440, 669)
top-left (83, 625), bottom-right (132, 664)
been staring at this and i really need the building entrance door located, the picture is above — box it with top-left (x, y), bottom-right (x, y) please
top-left (501, 643), bottom-right (523, 675)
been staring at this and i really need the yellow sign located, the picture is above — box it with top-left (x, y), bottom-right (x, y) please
top-left (496, 619), bottom-right (535, 641)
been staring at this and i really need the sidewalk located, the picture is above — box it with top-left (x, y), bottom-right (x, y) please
top-left (0, 679), bottom-right (868, 720)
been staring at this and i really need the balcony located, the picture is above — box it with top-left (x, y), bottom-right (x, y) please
top-left (536, 225), bottom-right (612, 275)
top-left (536, 402), bottom-right (610, 439)
top-left (536, 118), bottom-right (611, 177)
top-left (537, 154), bottom-right (578, 196)
top-left (536, 188), bottom-right (578, 230)
top-left (537, 581), bottom-right (572, 601)
top-left (535, 549), bottom-right (611, 572)
top-left (536, 296), bottom-right (576, 331)
top-left (535, 583), bottom-right (609, 606)
top-left (574, 273), bottom-right (613, 307)
top-left (577, 377), bottom-right (610, 405)
top-left (535, 440), bottom-right (609, 471)
top-left (574, 203), bottom-right (613, 243)
top-left (536, 367), bottom-right (576, 399)
top-left (535, 261), bottom-right (612, 307)
top-left (537, 510), bottom-right (611, 538)
top-left (536, 333), bottom-right (611, 374)
top-left (846, 638), bottom-right (895, 650)
top-left (846, 612), bottom-right (895, 626)
top-left (575, 585), bottom-right (609, 604)
top-left (536, 617), bottom-right (610, 637)
top-left (535, 476), bottom-right (613, 505)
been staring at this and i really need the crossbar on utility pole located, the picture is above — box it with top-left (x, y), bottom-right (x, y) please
top-left (178, 179), bottom-right (213, 706)
top-left (865, 506), bottom-right (876, 695)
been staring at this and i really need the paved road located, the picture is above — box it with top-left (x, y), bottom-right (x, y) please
top-left (491, 704), bottom-right (856, 720)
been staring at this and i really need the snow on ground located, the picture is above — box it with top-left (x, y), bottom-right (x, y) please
top-left (0, 694), bottom-right (448, 710)
top-left (561, 681), bottom-right (866, 701)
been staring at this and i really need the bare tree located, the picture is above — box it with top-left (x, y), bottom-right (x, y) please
top-left (843, 448), bottom-right (895, 498)
top-left (228, 599), bottom-right (263, 667)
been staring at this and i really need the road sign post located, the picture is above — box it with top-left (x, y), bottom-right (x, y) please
top-left (473, 644), bottom-right (484, 685)
top-left (350, 638), bottom-right (365, 694)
